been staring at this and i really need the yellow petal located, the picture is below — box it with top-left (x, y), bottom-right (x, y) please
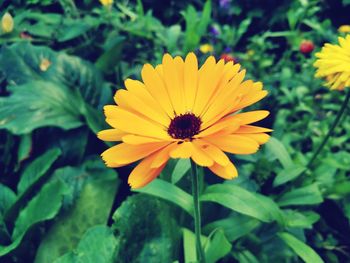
top-left (128, 153), bottom-right (167, 189)
top-left (235, 125), bottom-right (273, 134)
top-left (151, 142), bottom-right (178, 168)
top-left (233, 110), bottom-right (270, 125)
top-left (122, 134), bottom-right (167, 145)
top-left (196, 116), bottom-right (240, 137)
top-left (242, 133), bottom-right (270, 144)
top-left (101, 142), bottom-right (169, 167)
top-left (169, 141), bottom-right (193, 158)
top-left (191, 143), bottom-right (214, 167)
top-left (184, 52), bottom-right (199, 111)
top-left (209, 161), bottom-right (238, 179)
top-left (97, 129), bottom-right (125, 142)
top-left (105, 107), bottom-right (170, 139)
top-left (194, 140), bottom-right (230, 166)
top-left (141, 64), bottom-right (174, 117)
top-left (205, 135), bottom-right (259, 154)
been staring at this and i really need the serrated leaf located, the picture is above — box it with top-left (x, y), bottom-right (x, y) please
top-left (278, 183), bottom-right (323, 207)
top-left (201, 184), bottom-right (284, 223)
top-left (278, 232), bottom-right (324, 263)
top-left (17, 148), bottom-right (61, 194)
top-left (54, 226), bottom-right (118, 263)
top-left (133, 179), bottom-right (193, 216)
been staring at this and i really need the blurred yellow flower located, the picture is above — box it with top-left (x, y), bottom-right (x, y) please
top-left (1, 12), bottom-right (14, 33)
top-left (99, 0), bottom-right (113, 6)
top-left (199, 44), bottom-right (214, 54)
top-left (98, 53), bottom-right (271, 188)
top-left (247, 50), bottom-right (255, 56)
top-left (314, 35), bottom-right (350, 90)
top-left (338, 25), bottom-right (350, 33)
top-left (40, 58), bottom-right (51, 72)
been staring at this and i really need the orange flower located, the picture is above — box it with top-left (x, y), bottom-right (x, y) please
top-left (98, 53), bottom-right (271, 188)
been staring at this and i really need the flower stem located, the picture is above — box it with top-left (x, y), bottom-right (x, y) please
top-left (190, 160), bottom-right (206, 263)
top-left (307, 89), bottom-right (350, 169)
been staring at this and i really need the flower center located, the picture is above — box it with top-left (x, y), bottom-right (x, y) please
top-left (168, 113), bottom-right (202, 140)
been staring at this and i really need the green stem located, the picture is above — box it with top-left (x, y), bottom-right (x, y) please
top-left (190, 160), bottom-right (206, 263)
top-left (307, 89), bottom-right (350, 169)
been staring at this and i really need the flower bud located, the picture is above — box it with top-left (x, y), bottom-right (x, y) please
top-left (299, 40), bottom-right (314, 54)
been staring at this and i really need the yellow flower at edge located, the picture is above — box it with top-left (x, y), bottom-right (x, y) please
top-left (314, 35), bottom-right (350, 90)
top-left (1, 12), bottom-right (14, 33)
top-left (98, 53), bottom-right (271, 189)
top-left (338, 25), bottom-right (350, 33)
top-left (99, 0), bottom-right (113, 6)
top-left (200, 44), bottom-right (214, 54)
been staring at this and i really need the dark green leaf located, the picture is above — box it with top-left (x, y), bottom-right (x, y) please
top-left (0, 184), bottom-right (16, 216)
top-left (204, 229), bottom-right (232, 263)
top-left (273, 165), bottom-right (306, 187)
top-left (17, 134), bottom-right (32, 163)
top-left (265, 137), bottom-right (293, 168)
top-left (17, 148), bottom-right (61, 194)
top-left (283, 210), bottom-right (320, 229)
top-left (54, 226), bottom-right (118, 263)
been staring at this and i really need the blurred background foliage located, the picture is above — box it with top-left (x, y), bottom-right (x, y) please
top-left (0, 0), bottom-right (350, 262)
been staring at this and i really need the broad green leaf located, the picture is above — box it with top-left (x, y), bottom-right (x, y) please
top-left (0, 81), bottom-right (84, 134)
top-left (0, 42), bottom-right (103, 106)
top-left (204, 229), bottom-right (232, 263)
top-left (203, 214), bottom-right (260, 242)
top-left (17, 148), bottom-right (61, 194)
top-left (201, 184), bottom-right (284, 223)
top-left (134, 179), bottom-right (193, 216)
top-left (112, 194), bottom-right (180, 263)
top-left (171, 159), bottom-right (190, 184)
top-left (54, 226), bottom-right (118, 263)
top-left (0, 184), bottom-right (16, 216)
top-left (273, 165), bottom-right (306, 187)
top-left (35, 161), bottom-right (119, 263)
top-left (278, 183), bottom-right (323, 207)
top-left (17, 134), bottom-right (32, 163)
top-left (81, 104), bottom-right (107, 135)
top-left (283, 210), bottom-right (320, 229)
top-left (0, 179), bottom-right (69, 256)
top-left (278, 232), bottom-right (324, 263)
top-left (95, 36), bottom-right (125, 73)
top-left (265, 137), bottom-right (293, 168)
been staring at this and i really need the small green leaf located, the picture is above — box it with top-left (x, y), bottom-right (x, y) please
top-left (201, 184), bottom-right (283, 223)
top-left (278, 183), bottom-right (323, 207)
top-left (265, 137), bottom-right (293, 168)
top-left (17, 134), bottom-right (32, 163)
top-left (283, 210), bottom-right (320, 229)
top-left (204, 229), bottom-right (232, 263)
top-left (278, 232), bottom-right (324, 263)
top-left (133, 179), bottom-right (193, 216)
top-left (17, 148), bottom-right (61, 194)
top-left (273, 165), bottom-right (306, 187)
top-left (0, 184), bottom-right (16, 216)
top-left (54, 226), bottom-right (118, 263)
top-left (171, 159), bottom-right (190, 184)
top-left (182, 228), bottom-right (207, 263)
top-left (203, 214), bottom-right (260, 242)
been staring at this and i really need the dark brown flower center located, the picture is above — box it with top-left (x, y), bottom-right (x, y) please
top-left (168, 113), bottom-right (202, 140)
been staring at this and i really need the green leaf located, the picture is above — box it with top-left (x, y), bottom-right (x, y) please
top-left (17, 134), bottom-right (32, 163)
top-left (204, 229), bottom-right (232, 263)
top-left (133, 179), bottom-right (193, 216)
top-left (171, 159), bottom-right (190, 184)
top-left (17, 148), bottom-right (61, 194)
top-left (283, 210), bottom-right (320, 229)
top-left (0, 42), bottom-right (103, 107)
top-left (200, 184), bottom-right (283, 223)
top-left (112, 194), bottom-right (180, 263)
top-left (182, 228), bottom-right (207, 263)
top-left (203, 214), bottom-right (260, 242)
top-left (54, 226), bottom-right (118, 263)
top-left (234, 250), bottom-right (260, 263)
top-left (265, 137), bottom-right (293, 168)
top-left (0, 179), bottom-right (69, 256)
top-left (273, 165), bottom-right (306, 187)
top-left (278, 183), bottom-right (323, 207)
top-left (95, 36), bottom-right (125, 73)
top-left (0, 81), bottom-right (84, 134)
top-left (278, 232), bottom-right (324, 263)
top-left (0, 184), bottom-right (16, 216)
top-left (35, 160), bottom-right (119, 263)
